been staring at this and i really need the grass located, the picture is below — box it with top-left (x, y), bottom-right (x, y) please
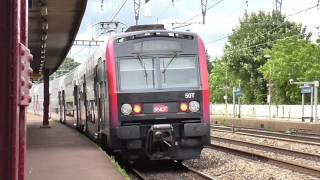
top-left (110, 156), bottom-right (130, 180)
top-left (220, 119), bottom-right (227, 127)
top-left (266, 126), bottom-right (274, 132)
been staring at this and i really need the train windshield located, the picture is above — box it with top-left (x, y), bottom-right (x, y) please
top-left (118, 55), bottom-right (200, 91)
top-left (160, 56), bottom-right (199, 88)
top-left (119, 57), bottom-right (156, 90)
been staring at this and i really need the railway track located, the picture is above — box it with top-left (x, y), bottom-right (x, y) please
top-left (182, 163), bottom-right (217, 180)
top-left (209, 136), bottom-right (320, 177)
top-left (129, 162), bottom-right (217, 180)
top-left (130, 167), bottom-right (148, 180)
top-left (212, 126), bottom-right (320, 146)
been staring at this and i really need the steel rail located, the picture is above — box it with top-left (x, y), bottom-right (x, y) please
top-left (130, 167), bottom-right (147, 180)
top-left (182, 164), bottom-right (218, 180)
top-left (209, 137), bottom-right (320, 177)
top-left (130, 164), bottom-right (216, 180)
top-left (212, 128), bottom-right (320, 146)
top-left (211, 135), bottom-right (320, 160)
top-left (212, 126), bottom-right (320, 144)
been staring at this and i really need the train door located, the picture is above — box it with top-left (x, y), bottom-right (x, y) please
top-left (58, 91), bottom-right (63, 122)
top-left (91, 73), bottom-right (100, 138)
top-left (62, 90), bottom-right (66, 123)
top-left (79, 76), bottom-right (87, 132)
top-left (97, 59), bottom-right (110, 147)
top-left (74, 85), bottom-right (81, 129)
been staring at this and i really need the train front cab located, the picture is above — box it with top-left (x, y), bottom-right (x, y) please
top-left (106, 31), bottom-right (210, 161)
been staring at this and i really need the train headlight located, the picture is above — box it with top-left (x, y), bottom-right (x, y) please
top-left (189, 101), bottom-right (200, 112)
top-left (180, 102), bottom-right (188, 112)
top-left (133, 104), bottom-right (142, 114)
top-left (121, 104), bottom-right (132, 115)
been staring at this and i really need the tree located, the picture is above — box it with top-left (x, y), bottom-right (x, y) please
top-left (51, 57), bottom-right (80, 78)
top-left (223, 11), bottom-right (310, 104)
top-left (209, 58), bottom-right (238, 103)
top-left (206, 49), bottom-right (213, 73)
top-left (259, 37), bottom-right (320, 104)
top-left (60, 57), bottom-right (80, 71)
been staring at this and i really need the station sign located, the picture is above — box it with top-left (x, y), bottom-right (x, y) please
top-left (234, 88), bottom-right (242, 97)
top-left (301, 85), bottom-right (312, 94)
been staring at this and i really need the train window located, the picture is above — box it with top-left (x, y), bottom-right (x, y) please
top-left (119, 57), bottom-right (156, 90)
top-left (86, 100), bottom-right (95, 123)
top-left (66, 102), bottom-right (74, 116)
top-left (160, 56), bottom-right (199, 88)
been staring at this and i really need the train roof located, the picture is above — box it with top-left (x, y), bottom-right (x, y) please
top-left (115, 29), bottom-right (198, 42)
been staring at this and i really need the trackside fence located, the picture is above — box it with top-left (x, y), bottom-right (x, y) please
top-left (210, 104), bottom-right (320, 121)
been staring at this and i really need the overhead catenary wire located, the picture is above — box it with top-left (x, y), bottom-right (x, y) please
top-left (206, 2), bottom-right (319, 45)
top-left (205, 35), bottom-right (228, 44)
top-left (174, 0), bottom-right (224, 27)
top-left (69, 46), bottom-right (89, 59)
top-left (171, 0), bottom-right (217, 28)
top-left (287, 3), bottom-right (319, 17)
top-left (110, 0), bottom-right (129, 21)
top-left (222, 33), bottom-right (301, 55)
top-left (202, 0), bottom-right (257, 44)
top-left (206, 21), bottom-right (288, 45)
top-left (184, 0), bottom-right (224, 24)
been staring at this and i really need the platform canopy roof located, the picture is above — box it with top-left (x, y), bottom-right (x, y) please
top-left (29, 0), bottom-right (87, 78)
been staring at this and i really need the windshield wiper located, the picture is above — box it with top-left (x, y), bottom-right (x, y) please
top-left (137, 55), bottom-right (148, 85)
top-left (162, 52), bottom-right (178, 74)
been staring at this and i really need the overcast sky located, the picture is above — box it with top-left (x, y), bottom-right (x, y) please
top-left (68, 0), bottom-right (320, 62)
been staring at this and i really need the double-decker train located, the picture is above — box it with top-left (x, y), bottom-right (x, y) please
top-left (30, 25), bottom-right (210, 161)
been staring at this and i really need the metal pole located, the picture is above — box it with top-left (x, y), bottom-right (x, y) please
top-left (311, 87), bottom-right (314, 122)
top-left (224, 88), bottom-right (228, 117)
top-left (238, 96), bottom-right (241, 118)
top-left (302, 93), bottom-right (305, 120)
top-left (42, 69), bottom-right (50, 127)
top-left (201, 0), bottom-right (208, 24)
top-left (224, 71), bottom-right (228, 117)
top-left (268, 93), bottom-right (271, 119)
top-left (134, 0), bottom-right (141, 25)
top-left (314, 81), bottom-right (318, 122)
top-left (268, 65), bottom-right (272, 119)
top-left (233, 87), bottom-right (236, 118)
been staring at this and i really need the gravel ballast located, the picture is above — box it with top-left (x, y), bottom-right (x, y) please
top-left (184, 148), bottom-right (318, 180)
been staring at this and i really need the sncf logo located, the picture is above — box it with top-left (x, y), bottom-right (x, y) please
top-left (153, 104), bottom-right (169, 113)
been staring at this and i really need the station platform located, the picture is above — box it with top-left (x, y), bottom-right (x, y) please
top-left (211, 116), bottom-right (320, 135)
top-left (26, 114), bottom-right (124, 180)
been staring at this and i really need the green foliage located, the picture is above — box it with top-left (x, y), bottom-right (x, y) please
top-left (209, 58), bottom-right (238, 103)
top-left (206, 49), bottom-right (213, 73)
top-left (60, 57), bottom-right (80, 72)
top-left (110, 156), bottom-right (130, 180)
top-left (259, 37), bottom-right (320, 104)
top-left (221, 10), bottom-right (309, 104)
top-left (52, 57), bottom-right (80, 78)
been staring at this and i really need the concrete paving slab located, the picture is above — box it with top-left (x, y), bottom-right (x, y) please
top-left (26, 114), bottom-right (124, 180)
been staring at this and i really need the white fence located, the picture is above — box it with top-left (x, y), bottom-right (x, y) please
top-left (210, 104), bottom-right (320, 121)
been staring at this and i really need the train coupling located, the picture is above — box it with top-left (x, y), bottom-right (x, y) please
top-left (145, 124), bottom-right (175, 159)
top-left (152, 124), bottom-right (174, 146)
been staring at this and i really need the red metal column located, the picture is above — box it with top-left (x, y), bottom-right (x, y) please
top-left (0, 0), bottom-right (31, 179)
top-left (0, 0), bottom-right (20, 179)
top-left (19, 1), bottom-right (29, 179)
top-left (43, 69), bottom-right (50, 127)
